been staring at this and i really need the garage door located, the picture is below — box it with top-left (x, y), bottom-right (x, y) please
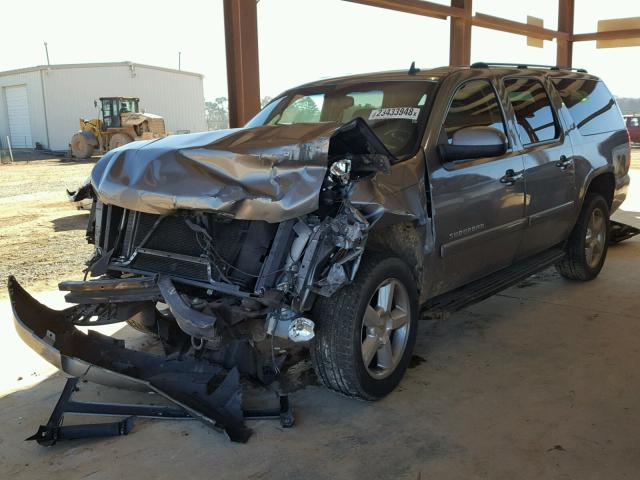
top-left (5, 85), bottom-right (33, 148)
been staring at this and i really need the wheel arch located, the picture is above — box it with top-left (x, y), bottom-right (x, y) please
top-left (365, 221), bottom-right (425, 295)
top-left (584, 170), bottom-right (615, 210)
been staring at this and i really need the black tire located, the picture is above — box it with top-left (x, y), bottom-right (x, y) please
top-left (310, 255), bottom-right (418, 400)
top-left (125, 303), bottom-right (160, 336)
top-left (556, 193), bottom-right (610, 281)
top-left (126, 316), bottom-right (158, 336)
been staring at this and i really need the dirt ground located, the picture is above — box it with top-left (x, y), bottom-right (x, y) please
top-left (0, 151), bottom-right (639, 479)
top-left (0, 157), bottom-right (94, 298)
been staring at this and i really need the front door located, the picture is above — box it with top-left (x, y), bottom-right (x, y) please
top-left (503, 77), bottom-right (577, 258)
top-left (429, 79), bottom-right (527, 293)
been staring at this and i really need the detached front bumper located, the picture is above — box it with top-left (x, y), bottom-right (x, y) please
top-left (7, 275), bottom-right (252, 442)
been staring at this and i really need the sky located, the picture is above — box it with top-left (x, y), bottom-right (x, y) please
top-left (1, 0), bottom-right (639, 100)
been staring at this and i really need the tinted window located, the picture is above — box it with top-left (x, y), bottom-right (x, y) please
top-left (442, 80), bottom-right (506, 144)
top-left (504, 78), bottom-right (559, 145)
top-left (551, 79), bottom-right (625, 136)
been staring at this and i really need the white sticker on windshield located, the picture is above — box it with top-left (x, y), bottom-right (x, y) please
top-left (368, 107), bottom-right (420, 121)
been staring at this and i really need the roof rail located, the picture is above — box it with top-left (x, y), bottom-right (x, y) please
top-left (470, 62), bottom-right (588, 73)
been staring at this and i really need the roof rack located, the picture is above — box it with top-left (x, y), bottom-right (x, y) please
top-left (470, 62), bottom-right (588, 73)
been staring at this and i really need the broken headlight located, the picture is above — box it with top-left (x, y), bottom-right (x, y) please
top-left (329, 158), bottom-right (351, 185)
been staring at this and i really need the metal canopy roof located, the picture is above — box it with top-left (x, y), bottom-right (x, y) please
top-left (222, 0), bottom-right (640, 127)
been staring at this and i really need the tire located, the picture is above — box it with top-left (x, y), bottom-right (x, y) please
top-left (70, 133), bottom-right (95, 159)
top-left (108, 133), bottom-right (133, 150)
top-left (555, 193), bottom-right (610, 281)
top-left (126, 314), bottom-right (158, 336)
top-left (124, 302), bottom-right (160, 336)
top-left (310, 254), bottom-right (418, 400)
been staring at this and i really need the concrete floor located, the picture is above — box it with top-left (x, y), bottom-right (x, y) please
top-left (1, 171), bottom-right (639, 480)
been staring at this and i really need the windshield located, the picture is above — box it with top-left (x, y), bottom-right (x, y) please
top-left (246, 81), bottom-right (437, 157)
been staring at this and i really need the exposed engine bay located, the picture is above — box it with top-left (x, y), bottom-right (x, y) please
top-left (77, 194), bottom-right (369, 370)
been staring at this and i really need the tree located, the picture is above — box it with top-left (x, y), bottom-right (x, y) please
top-left (205, 97), bottom-right (229, 130)
top-left (616, 97), bottom-right (640, 115)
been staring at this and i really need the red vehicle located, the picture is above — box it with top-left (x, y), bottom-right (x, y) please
top-left (626, 114), bottom-right (640, 143)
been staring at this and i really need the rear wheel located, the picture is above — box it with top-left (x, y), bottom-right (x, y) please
top-left (311, 255), bottom-right (418, 400)
top-left (108, 133), bottom-right (133, 150)
top-left (70, 133), bottom-right (95, 159)
top-left (556, 193), bottom-right (610, 281)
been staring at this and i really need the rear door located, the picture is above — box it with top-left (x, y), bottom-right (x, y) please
top-left (429, 78), bottom-right (526, 292)
top-left (503, 77), bottom-right (577, 258)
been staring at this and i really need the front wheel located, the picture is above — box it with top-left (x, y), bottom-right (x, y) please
top-left (70, 133), bottom-right (95, 159)
top-left (556, 193), bottom-right (610, 281)
top-left (311, 255), bottom-right (418, 400)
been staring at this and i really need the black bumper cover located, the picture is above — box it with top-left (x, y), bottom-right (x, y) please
top-left (7, 275), bottom-right (252, 443)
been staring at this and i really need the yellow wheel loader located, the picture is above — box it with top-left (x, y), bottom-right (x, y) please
top-left (70, 97), bottom-right (166, 159)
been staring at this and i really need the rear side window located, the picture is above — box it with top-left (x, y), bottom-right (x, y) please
top-left (504, 78), bottom-right (559, 145)
top-left (551, 79), bottom-right (625, 136)
top-left (442, 79), bottom-right (506, 144)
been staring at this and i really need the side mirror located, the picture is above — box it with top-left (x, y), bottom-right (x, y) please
top-left (438, 126), bottom-right (507, 163)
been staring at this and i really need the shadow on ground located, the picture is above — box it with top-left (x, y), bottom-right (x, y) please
top-left (51, 213), bottom-right (90, 232)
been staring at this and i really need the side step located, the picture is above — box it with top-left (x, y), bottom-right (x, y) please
top-left (422, 247), bottom-right (565, 318)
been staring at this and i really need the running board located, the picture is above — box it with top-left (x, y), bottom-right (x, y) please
top-left (422, 247), bottom-right (566, 318)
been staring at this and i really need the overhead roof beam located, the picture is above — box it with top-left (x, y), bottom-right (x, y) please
top-left (343, 0), bottom-right (466, 20)
top-left (572, 28), bottom-right (640, 42)
top-left (472, 13), bottom-right (570, 41)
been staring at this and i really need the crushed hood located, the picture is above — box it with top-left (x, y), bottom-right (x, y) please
top-left (90, 120), bottom-right (394, 222)
top-left (91, 123), bottom-right (342, 222)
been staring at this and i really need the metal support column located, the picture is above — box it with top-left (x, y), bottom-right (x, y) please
top-left (223, 0), bottom-right (261, 128)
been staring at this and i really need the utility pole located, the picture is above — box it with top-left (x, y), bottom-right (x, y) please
top-left (178, 51), bottom-right (181, 71)
top-left (44, 42), bottom-right (50, 66)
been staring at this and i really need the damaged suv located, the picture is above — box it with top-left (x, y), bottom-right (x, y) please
top-left (9, 63), bottom-right (631, 440)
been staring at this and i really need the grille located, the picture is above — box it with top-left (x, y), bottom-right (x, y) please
top-left (132, 253), bottom-right (210, 282)
top-left (127, 214), bottom-right (209, 282)
top-left (140, 215), bottom-right (204, 256)
top-left (104, 208), bottom-right (270, 288)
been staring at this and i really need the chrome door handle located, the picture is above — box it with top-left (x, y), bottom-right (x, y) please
top-left (555, 155), bottom-right (573, 170)
top-left (500, 169), bottom-right (523, 186)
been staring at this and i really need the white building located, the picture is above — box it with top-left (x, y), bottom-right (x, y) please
top-left (0, 61), bottom-right (206, 151)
